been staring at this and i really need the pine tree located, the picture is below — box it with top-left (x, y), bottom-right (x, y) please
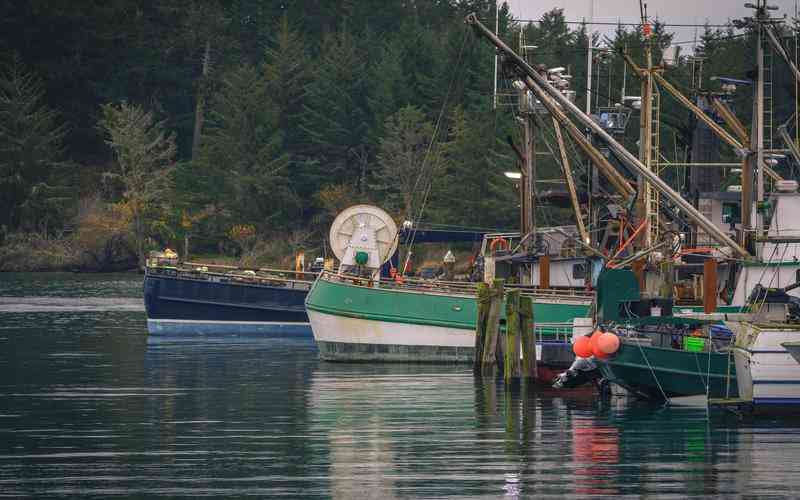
top-left (0, 56), bottom-right (71, 234)
top-left (367, 36), bottom-right (407, 142)
top-left (196, 64), bottom-right (294, 231)
top-left (300, 27), bottom-right (369, 183)
top-left (431, 106), bottom-right (516, 230)
top-left (262, 15), bottom-right (320, 202)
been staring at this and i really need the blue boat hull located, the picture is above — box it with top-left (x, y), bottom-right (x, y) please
top-left (144, 273), bottom-right (311, 336)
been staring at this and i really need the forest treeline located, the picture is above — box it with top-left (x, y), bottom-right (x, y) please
top-left (0, 1), bottom-right (791, 271)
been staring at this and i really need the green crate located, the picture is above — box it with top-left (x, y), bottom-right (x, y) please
top-left (683, 336), bottom-right (706, 352)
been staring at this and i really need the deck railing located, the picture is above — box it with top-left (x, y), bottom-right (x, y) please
top-left (146, 261), bottom-right (316, 289)
top-left (319, 270), bottom-right (593, 301)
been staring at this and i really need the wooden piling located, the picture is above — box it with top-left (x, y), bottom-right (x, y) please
top-left (632, 259), bottom-right (646, 291)
top-left (474, 282), bottom-right (491, 373)
top-left (504, 289), bottom-right (522, 381)
top-left (481, 279), bottom-right (504, 376)
top-left (539, 255), bottom-right (550, 289)
top-left (519, 295), bottom-right (537, 379)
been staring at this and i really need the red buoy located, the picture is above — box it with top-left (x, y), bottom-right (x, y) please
top-left (592, 341), bottom-right (610, 359)
top-left (573, 335), bottom-right (592, 358)
top-left (597, 332), bottom-right (621, 355)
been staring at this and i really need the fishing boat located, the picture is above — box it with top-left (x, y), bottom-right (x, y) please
top-left (705, 282), bottom-right (800, 410)
top-left (144, 255), bottom-right (315, 336)
top-left (143, 223), bottom-right (492, 337)
top-left (307, 270), bottom-right (590, 362)
top-left (306, 205), bottom-right (591, 376)
top-left (579, 267), bottom-right (740, 400)
top-left (725, 321), bottom-right (800, 408)
top-left (306, 204), bottom-right (593, 378)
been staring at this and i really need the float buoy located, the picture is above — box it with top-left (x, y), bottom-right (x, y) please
top-left (597, 332), bottom-right (620, 355)
top-left (573, 335), bottom-right (593, 358)
top-left (489, 237), bottom-right (509, 252)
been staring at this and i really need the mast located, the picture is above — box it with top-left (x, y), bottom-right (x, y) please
top-left (757, 8), bottom-right (766, 245)
top-left (585, 0), bottom-right (595, 245)
top-left (745, 0), bottom-right (781, 253)
top-left (492, 0), bottom-right (499, 110)
top-left (585, 0), bottom-right (594, 116)
top-left (637, 0), bottom-right (658, 250)
top-left (465, 13), bottom-right (751, 258)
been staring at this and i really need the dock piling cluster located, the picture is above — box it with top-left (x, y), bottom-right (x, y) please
top-left (474, 279), bottom-right (537, 381)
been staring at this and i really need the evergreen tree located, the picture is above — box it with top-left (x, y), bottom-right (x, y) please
top-left (431, 106), bottom-right (516, 229)
top-left (367, 36), bottom-right (407, 141)
top-left (300, 27), bottom-right (370, 184)
top-left (262, 16), bottom-right (319, 202)
top-left (195, 64), bottom-right (294, 232)
top-left (372, 106), bottom-right (439, 218)
top-left (0, 56), bottom-right (71, 234)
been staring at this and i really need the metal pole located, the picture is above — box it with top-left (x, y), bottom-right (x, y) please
top-left (764, 24), bottom-right (800, 87)
top-left (659, 162), bottom-right (743, 168)
top-left (552, 116), bottom-right (589, 244)
top-left (528, 115), bottom-right (535, 252)
top-left (585, 0), bottom-right (594, 116)
top-left (638, 38), bottom-right (654, 249)
top-left (465, 13), bottom-right (751, 258)
top-left (757, 19), bottom-right (766, 244)
top-left (585, 0), bottom-right (595, 246)
top-left (493, 0), bottom-right (499, 110)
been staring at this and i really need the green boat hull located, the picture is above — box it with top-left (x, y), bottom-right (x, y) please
top-left (305, 276), bottom-right (591, 336)
top-left (305, 275), bottom-right (592, 363)
top-left (598, 343), bottom-right (738, 400)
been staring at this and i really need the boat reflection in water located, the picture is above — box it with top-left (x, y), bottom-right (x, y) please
top-left (137, 334), bottom-right (800, 498)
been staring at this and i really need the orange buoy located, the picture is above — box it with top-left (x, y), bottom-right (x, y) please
top-left (589, 330), bottom-right (602, 350)
top-left (489, 237), bottom-right (509, 252)
top-left (573, 335), bottom-right (593, 358)
top-left (597, 332), bottom-right (621, 355)
top-left (592, 342), bottom-right (610, 359)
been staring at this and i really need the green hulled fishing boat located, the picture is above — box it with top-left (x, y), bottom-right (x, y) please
top-left (590, 268), bottom-right (739, 400)
top-left (306, 270), bottom-right (591, 363)
top-left (598, 339), bottom-right (738, 400)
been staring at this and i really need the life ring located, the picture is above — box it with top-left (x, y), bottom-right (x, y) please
top-left (490, 237), bottom-right (509, 252)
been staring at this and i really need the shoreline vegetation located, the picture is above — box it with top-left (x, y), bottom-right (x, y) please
top-left (0, 228), bottom-right (475, 275)
top-left (1, 3), bottom-right (784, 273)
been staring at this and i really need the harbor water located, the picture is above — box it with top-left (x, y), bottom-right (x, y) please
top-left (2, 273), bottom-right (800, 498)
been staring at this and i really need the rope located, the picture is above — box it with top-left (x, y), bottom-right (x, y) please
top-left (706, 335), bottom-right (713, 402)
top-left (692, 350), bottom-right (709, 395)
top-left (635, 338), bottom-right (671, 405)
top-left (401, 28), bottom-right (471, 275)
top-left (748, 242), bottom-right (789, 318)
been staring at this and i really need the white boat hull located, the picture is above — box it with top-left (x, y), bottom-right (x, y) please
top-left (308, 310), bottom-right (548, 363)
top-left (309, 309), bottom-right (475, 362)
top-left (729, 322), bottom-right (800, 407)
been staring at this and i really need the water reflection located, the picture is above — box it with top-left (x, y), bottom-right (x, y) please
top-left (2, 272), bottom-right (800, 497)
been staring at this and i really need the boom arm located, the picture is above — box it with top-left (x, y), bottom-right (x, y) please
top-left (465, 13), bottom-right (750, 258)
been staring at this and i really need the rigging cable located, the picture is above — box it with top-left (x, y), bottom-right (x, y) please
top-left (401, 27), bottom-right (471, 275)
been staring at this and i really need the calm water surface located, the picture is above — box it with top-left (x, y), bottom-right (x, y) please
top-left (1, 273), bottom-right (800, 498)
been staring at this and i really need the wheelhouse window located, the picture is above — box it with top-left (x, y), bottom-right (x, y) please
top-left (572, 263), bottom-right (587, 280)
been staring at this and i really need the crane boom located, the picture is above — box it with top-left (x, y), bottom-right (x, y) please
top-left (465, 13), bottom-right (750, 258)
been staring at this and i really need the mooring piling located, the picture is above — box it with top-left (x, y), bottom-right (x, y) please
top-left (519, 295), bottom-right (536, 379)
top-left (474, 280), bottom-right (537, 381)
top-left (473, 282), bottom-right (490, 372)
top-left (480, 279), bottom-right (504, 376)
top-left (504, 289), bottom-right (522, 381)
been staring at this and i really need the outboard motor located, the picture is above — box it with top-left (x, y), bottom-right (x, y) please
top-left (552, 356), bottom-right (601, 389)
